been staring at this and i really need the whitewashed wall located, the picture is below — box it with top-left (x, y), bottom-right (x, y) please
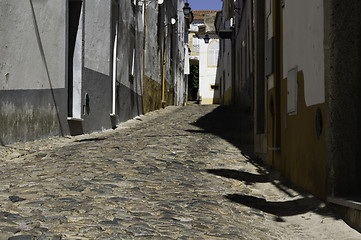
top-left (282, 0), bottom-right (324, 106)
top-left (0, 1), bottom-right (66, 90)
top-left (199, 38), bottom-right (219, 102)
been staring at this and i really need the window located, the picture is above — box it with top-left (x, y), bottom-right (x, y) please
top-left (129, 28), bottom-right (136, 81)
top-left (130, 48), bottom-right (135, 76)
top-left (131, 0), bottom-right (138, 12)
top-left (210, 84), bottom-right (219, 90)
top-left (192, 35), bottom-right (200, 53)
top-left (207, 40), bottom-right (219, 67)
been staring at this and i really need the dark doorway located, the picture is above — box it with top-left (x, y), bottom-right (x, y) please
top-left (188, 63), bottom-right (199, 101)
top-left (68, 0), bottom-right (83, 117)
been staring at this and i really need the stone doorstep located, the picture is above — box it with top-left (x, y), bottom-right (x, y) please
top-left (327, 196), bottom-right (361, 211)
top-left (328, 196), bottom-right (361, 233)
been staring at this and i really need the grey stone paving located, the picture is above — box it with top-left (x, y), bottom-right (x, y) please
top-left (0, 104), bottom-right (359, 239)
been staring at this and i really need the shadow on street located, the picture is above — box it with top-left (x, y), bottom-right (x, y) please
top-left (206, 168), bottom-right (277, 184)
top-left (190, 105), bottom-right (338, 220)
top-left (225, 194), bottom-right (320, 217)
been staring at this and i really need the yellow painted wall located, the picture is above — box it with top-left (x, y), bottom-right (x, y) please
top-left (164, 81), bottom-right (175, 107)
top-left (201, 98), bottom-right (219, 105)
top-left (143, 76), bottom-right (162, 114)
top-left (282, 71), bottom-right (325, 199)
top-left (222, 87), bottom-right (232, 105)
top-left (268, 71), bottom-right (326, 199)
top-left (266, 0), bottom-right (326, 199)
top-left (143, 76), bottom-right (174, 114)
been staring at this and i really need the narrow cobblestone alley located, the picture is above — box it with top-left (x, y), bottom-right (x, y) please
top-left (0, 104), bottom-right (359, 239)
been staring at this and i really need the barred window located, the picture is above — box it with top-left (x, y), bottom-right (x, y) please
top-left (192, 36), bottom-right (200, 53)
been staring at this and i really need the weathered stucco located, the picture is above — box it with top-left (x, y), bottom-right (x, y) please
top-left (0, 0), bottom-right (187, 145)
top-left (0, 89), bottom-right (66, 144)
top-left (279, 72), bottom-right (326, 199)
top-left (263, 0), bottom-right (327, 199)
top-left (324, 0), bottom-right (361, 197)
top-left (215, 9), bottom-right (233, 106)
top-left (0, 102), bottom-right (58, 144)
top-left (282, 0), bottom-right (324, 107)
top-left (0, 1), bottom-right (66, 90)
top-left (233, 0), bottom-right (253, 111)
top-left (84, 0), bottom-right (112, 76)
top-left (143, 0), bottom-right (186, 111)
top-left (143, 76), bottom-right (162, 114)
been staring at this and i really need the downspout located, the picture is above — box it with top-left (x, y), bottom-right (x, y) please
top-left (111, 18), bottom-right (118, 116)
top-left (142, 0), bottom-right (147, 114)
top-left (232, 23), bottom-right (236, 105)
top-left (162, 35), bottom-right (166, 107)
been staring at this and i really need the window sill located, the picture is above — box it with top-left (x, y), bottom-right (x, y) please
top-left (67, 117), bottom-right (84, 122)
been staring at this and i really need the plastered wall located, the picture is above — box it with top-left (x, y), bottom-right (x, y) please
top-left (0, 1), bottom-right (66, 90)
top-left (199, 39), bottom-right (219, 104)
top-left (282, 0), bottom-right (324, 107)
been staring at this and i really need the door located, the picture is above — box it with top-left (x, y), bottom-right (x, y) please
top-left (68, 0), bottom-right (83, 119)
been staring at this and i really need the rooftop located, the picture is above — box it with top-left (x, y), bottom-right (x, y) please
top-left (192, 10), bottom-right (221, 20)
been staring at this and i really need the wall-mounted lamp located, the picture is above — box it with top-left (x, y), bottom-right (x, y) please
top-left (183, 1), bottom-right (191, 16)
top-left (204, 34), bottom-right (210, 44)
top-left (164, 18), bottom-right (178, 28)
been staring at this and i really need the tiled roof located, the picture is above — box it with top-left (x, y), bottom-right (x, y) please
top-left (192, 10), bottom-right (221, 20)
top-left (197, 25), bottom-right (216, 35)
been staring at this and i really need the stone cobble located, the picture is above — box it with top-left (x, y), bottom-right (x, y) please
top-left (0, 104), bottom-right (359, 239)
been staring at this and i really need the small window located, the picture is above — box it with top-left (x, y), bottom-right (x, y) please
top-left (210, 84), bottom-right (219, 90)
top-left (192, 36), bottom-right (200, 53)
top-left (131, 0), bottom-right (138, 12)
top-left (129, 28), bottom-right (136, 81)
top-left (130, 48), bottom-right (135, 76)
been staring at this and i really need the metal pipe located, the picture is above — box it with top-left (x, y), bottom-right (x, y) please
top-left (162, 36), bottom-right (166, 106)
top-left (142, 0), bottom-right (147, 114)
top-left (111, 20), bottom-right (118, 116)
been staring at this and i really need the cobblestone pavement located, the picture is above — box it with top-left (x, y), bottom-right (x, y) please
top-left (0, 104), bottom-right (359, 239)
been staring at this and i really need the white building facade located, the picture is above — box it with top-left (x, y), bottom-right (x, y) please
top-left (189, 10), bottom-right (220, 104)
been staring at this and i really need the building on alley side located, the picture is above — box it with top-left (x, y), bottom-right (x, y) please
top-left (188, 10), bottom-right (220, 105)
top-left (0, 0), bottom-right (192, 144)
top-left (217, 0), bottom-right (361, 231)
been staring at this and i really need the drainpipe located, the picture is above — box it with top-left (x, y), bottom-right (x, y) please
top-left (232, 24), bottom-right (236, 106)
top-left (111, 21), bottom-right (118, 116)
top-left (162, 35), bottom-right (166, 107)
top-left (142, 0), bottom-right (147, 114)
